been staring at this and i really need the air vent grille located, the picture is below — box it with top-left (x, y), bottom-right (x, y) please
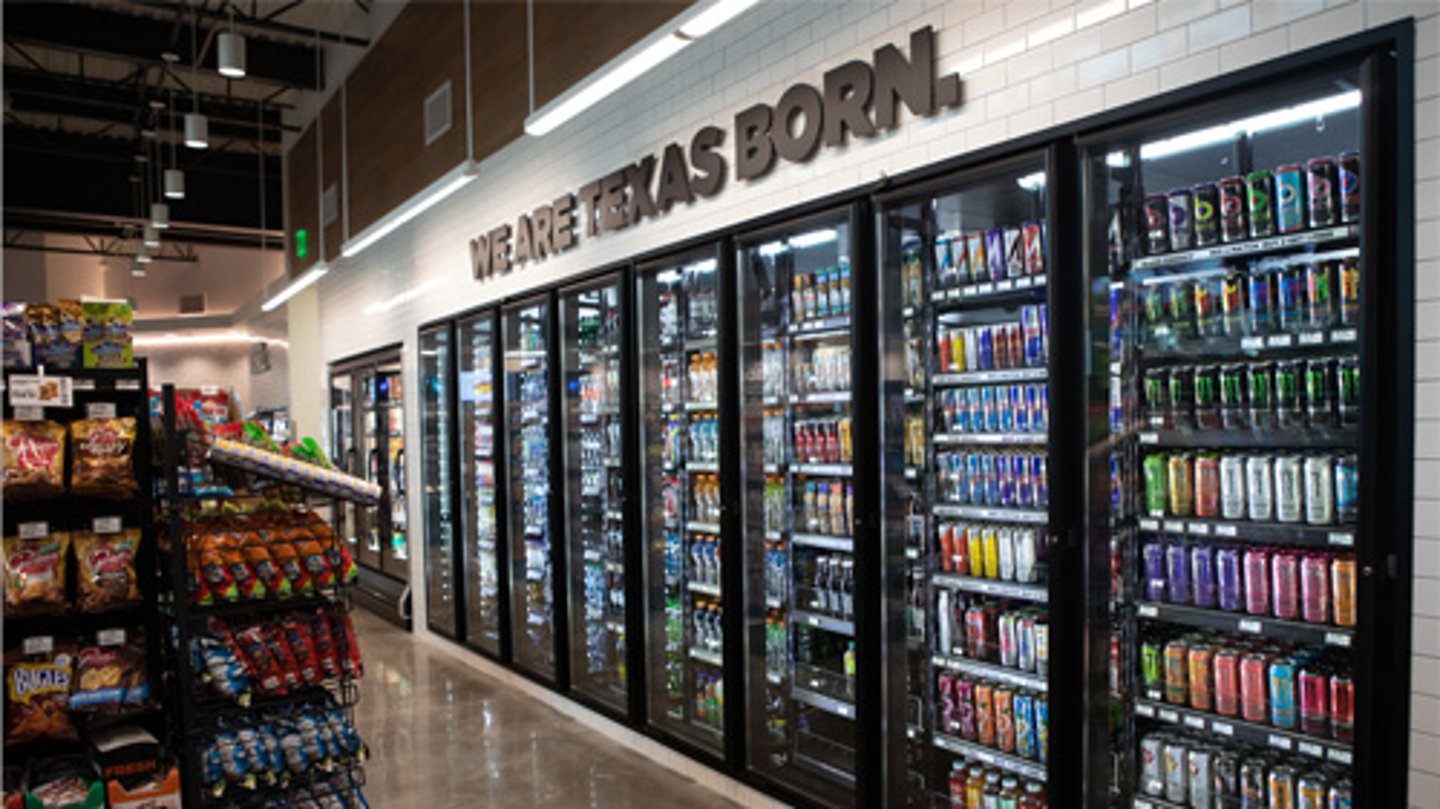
top-left (179, 293), bottom-right (206, 314)
top-left (322, 183), bottom-right (338, 227)
top-left (424, 81), bottom-right (452, 146)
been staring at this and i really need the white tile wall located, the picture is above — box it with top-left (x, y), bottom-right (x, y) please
top-left (307, 0), bottom-right (1440, 802)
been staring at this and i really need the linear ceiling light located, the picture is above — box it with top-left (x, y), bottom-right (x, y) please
top-left (261, 264), bottom-right (329, 312)
top-left (1141, 90), bottom-right (1361, 162)
top-left (341, 161), bottom-right (478, 258)
top-left (678, 0), bottom-right (761, 37)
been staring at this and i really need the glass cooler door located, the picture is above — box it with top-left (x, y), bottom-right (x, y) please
top-left (562, 276), bottom-right (628, 710)
top-left (357, 367), bottom-right (384, 573)
top-left (378, 361), bottom-right (411, 581)
top-left (505, 296), bottom-right (557, 680)
top-left (331, 372), bottom-right (359, 562)
top-left (460, 310), bottom-right (503, 656)
top-left (638, 250), bottom-right (726, 754)
top-left (739, 213), bottom-right (859, 804)
top-left (1083, 76), bottom-right (1367, 808)
top-left (420, 325), bottom-right (459, 638)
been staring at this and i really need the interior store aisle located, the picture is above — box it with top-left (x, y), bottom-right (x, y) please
top-left (352, 610), bottom-right (746, 808)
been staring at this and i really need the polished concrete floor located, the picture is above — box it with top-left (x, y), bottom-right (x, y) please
top-left (353, 610), bottom-right (744, 808)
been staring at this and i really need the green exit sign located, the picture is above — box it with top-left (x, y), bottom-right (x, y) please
top-left (295, 229), bottom-right (308, 259)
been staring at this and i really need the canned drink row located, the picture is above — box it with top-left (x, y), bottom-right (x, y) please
top-left (1141, 540), bottom-right (1359, 627)
top-left (937, 383), bottom-right (1049, 435)
top-left (1142, 452), bottom-right (1358, 527)
top-left (1142, 358), bottom-right (1361, 432)
top-left (935, 595), bottom-right (1049, 675)
top-left (936, 672), bottom-right (1049, 763)
top-left (1142, 631), bottom-right (1356, 743)
top-left (937, 451), bottom-right (1050, 511)
top-left (948, 762), bottom-right (1047, 809)
top-left (791, 415), bottom-right (854, 465)
top-left (937, 306), bottom-right (1048, 373)
top-left (1142, 152), bottom-right (1360, 256)
top-left (936, 522), bottom-right (1043, 584)
top-left (1140, 729), bottom-right (1353, 808)
top-left (934, 222), bottom-right (1048, 288)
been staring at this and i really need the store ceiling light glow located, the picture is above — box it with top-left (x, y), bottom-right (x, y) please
top-left (791, 229), bottom-right (839, 249)
top-left (1140, 90), bottom-right (1361, 161)
top-left (164, 168), bottom-right (185, 200)
top-left (184, 112), bottom-right (209, 149)
top-left (341, 162), bottom-right (478, 258)
top-left (260, 264), bottom-right (328, 312)
top-left (143, 225), bottom-right (161, 248)
top-left (1015, 172), bottom-right (1047, 191)
top-left (150, 202), bottom-right (170, 229)
top-left (217, 32), bottom-right (246, 79)
top-left (525, 34), bottom-right (688, 136)
top-left (678, 0), bottom-right (760, 37)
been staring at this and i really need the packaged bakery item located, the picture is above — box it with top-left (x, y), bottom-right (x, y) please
top-left (81, 299), bottom-right (133, 369)
top-left (3, 302), bottom-right (31, 369)
top-left (3, 532), bottom-right (70, 615)
top-left (69, 418), bottom-right (138, 498)
top-left (73, 530), bottom-right (141, 613)
top-left (4, 641), bottom-right (78, 744)
top-left (2, 420), bottom-right (67, 499)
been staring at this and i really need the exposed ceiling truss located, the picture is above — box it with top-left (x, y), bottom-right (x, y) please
top-left (5, 228), bottom-right (201, 262)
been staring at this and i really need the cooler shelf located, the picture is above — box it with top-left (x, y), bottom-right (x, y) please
top-left (1133, 699), bottom-right (1353, 765)
top-left (1136, 517), bottom-right (1355, 549)
top-left (1134, 601), bottom-right (1354, 649)
top-left (932, 733), bottom-right (1046, 782)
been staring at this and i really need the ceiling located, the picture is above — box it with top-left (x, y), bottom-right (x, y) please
top-left (3, 0), bottom-right (373, 251)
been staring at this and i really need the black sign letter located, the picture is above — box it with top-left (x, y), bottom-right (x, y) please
top-left (471, 234), bottom-right (490, 280)
top-left (490, 224), bottom-right (512, 274)
top-left (625, 156), bottom-right (658, 222)
top-left (655, 143), bottom-right (694, 212)
top-left (773, 82), bottom-right (825, 164)
top-left (823, 60), bottom-right (876, 147)
top-left (578, 180), bottom-right (604, 237)
top-left (532, 204), bottom-right (554, 259)
top-left (514, 213), bottom-right (534, 264)
top-left (874, 26), bottom-right (935, 129)
top-left (735, 103), bottom-right (776, 181)
top-left (553, 193), bottom-right (578, 251)
top-left (690, 126), bottom-right (726, 198)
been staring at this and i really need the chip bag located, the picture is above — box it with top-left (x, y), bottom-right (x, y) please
top-left (69, 418), bottom-right (138, 498)
top-left (306, 611), bottom-right (341, 680)
top-left (293, 539), bottom-right (333, 589)
top-left (269, 540), bottom-right (312, 596)
top-left (328, 612), bottom-right (363, 680)
top-left (73, 530), bottom-right (141, 613)
top-left (2, 420), bottom-right (66, 499)
top-left (70, 639), bottom-right (129, 712)
top-left (4, 643), bottom-right (78, 744)
top-left (217, 533), bottom-right (265, 601)
top-left (242, 538), bottom-right (290, 601)
top-left (280, 615), bottom-right (321, 685)
top-left (193, 533), bottom-right (238, 603)
top-left (3, 533), bottom-right (70, 615)
top-left (232, 625), bottom-right (287, 696)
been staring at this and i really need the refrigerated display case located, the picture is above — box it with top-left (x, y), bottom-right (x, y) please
top-left (1082, 55), bottom-right (1410, 808)
top-left (420, 324), bottom-right (460, 639)
top-left (637, 248), bottom-right (729, 755)
top-left (331, 371), bottom-right (358, 568)
top-left (878, 156), bottom-right (1065, 807)
top-left (460, 309), bottom-right (505, 656)
top-left (505, 296), bottom-right (561, 681)
top-left (738, 211), bottom-right (867, 804)
top-left (561, 275), bottom-right (629, 711)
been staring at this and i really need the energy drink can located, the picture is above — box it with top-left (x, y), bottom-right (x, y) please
top-left (1222, 272), bottom-right (1245, 335)
top-left (1269, 766), bottom-right (1298, 809)
top-left (1194, 182), bottom-right (1221, 246)
top-left (1271, 549), bottom-right (1300, 619)
top-left (1275, 361), bottom-right (1303, 427)
top-left (966, 232), bottom-right (987, 284)
top-left (1169, 188), bottom-right (1195, 250)
top-left (1305, 358), bottom-right (1335, 427)
top-left (1299, 667), bottom-right (1330, 736)
top-left (999, 613), bottom-right (1018, 666)
top-left (1168, 367), bottom-right (1193, 427)
top-left (987, 228), bottom-right (1007, 281)
top-left (1145, 194), bottom-right (1170, 254)
top-left (1188, 644), bottom-right (1214, 710)
top-left (1165, 639), bottom-right (1189, 704)
top-left (1031, 454), bottom-right (1048, 508)
top-left (1217, 547), bottom-right (1244, 612)
top-left (1164, 739), bottom-right (1189, 803)
top-left (1140, 733), bottom-right (1165, 796)
top-left (1214, 648), bottom-right (1240, 716)
top-left (994, 687), bottom-right (1015, 752)
top-left (1298, 774), bottom-right (1327, 809)
top-left (1213, 750), bottom-right (1241, 806)
top-left (997, 385), bottom-right (1014, 432)
top-left (1336, 359), bottom-right (1359, 425)
top-left (982, 524), bottom-right (1000, 577)
top-left (978, 326), bottom-right (994, 371)
top-left (980, 386), bottom-right (998, 432)
top-left (1141, 637), bottom-right (1164, 692)
top-left (1269, 657), bottom-right (1298, 728)
top-left (1301, 553), bottom-right (1332, 624)
top-left (1023, 221), bottom-right (1045, 275)
top-left (1144, 455), bottom-right (1168, 515)
top-left (1306, 261), bottom-right (1335, 329)
top-left (1305, 455), bottom-right (1335, 525)
top-left (1194, 275), bottom-right (1223, 337)
top-left (1167, 280), bottom-right (1195, 337)
top-left (1014, 692), bottom-right (1035, 759)
top-left (1308, 157), bottom-right (1339, 228)
top-left (1017, 615), bottom-right (1035, 671)
top-left (1331, 556), bottom-right (1357, 628)
top-left (975, 682), bottom-right (995, 745)
top-left (1247, 271), bottom-right (1273, 334)
top-left (1015, 529), bottom-right (1038, 583)
top-left (1276, 163), bottom-right (1305, 233)
top-left (1244, 547), bottom-right (1271, 615)
top-left (1330, 673), bottom-right (1355, 742)
top-left (1246, 456), bottom-right (1274, 521)
top-left (1004, 226), bottom-right (1025, 279)
top-left (1240, 653), bottom-right (1270, 723)
top-left (1339, 151), bottom-right (1360, 223)
top-left (1191, 541), bottom-right (1217, 607)
top-left (1144, 541), bottom-right (1167, 601)
top-left (1035, 695), bottom-right (1049, 762)
top-left (1219, 176), bottom-right (1248, 242)
top-left (1189, 746), bottom-right (1213, 808)
top-left (1277, 265), bottom-right (1304, 331)
top-left (1168, 454), bottom-right (1194, 517)
top-left (1142, 283), bottom-right (1166, 340)
top-left (1329, 778), bottom-right (1354, 808)
top-left (1035, 384), bottom-right (1049, 431)
top-left (1221, 455), bottom-right (1247, 520)
top-left (1195, 453), bottom-right (1221, 518)
top-left (1194, 366), bottom-right (1221, 429)
top-left (1166, 541), bottom-right (1191, 604)
top-left (1240, 757), bottom-right (1268, 807)
top-left (1221, 365), bottom-right (1247, 428)
top-left (1276, 455), bottom-right (1304, 524)
top-left (1248, 170), bottom-right (1276, 238)
top-left (1334, 454), bottom-right (1359, 523)
top-left (1338, 256), bottom-right (1361, 326)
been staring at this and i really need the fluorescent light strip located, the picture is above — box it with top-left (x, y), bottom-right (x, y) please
top-left (525, 34), bottom-right (689, 136)
top-left (1140, 90), bottom-right (1361, 161)
top-left (341, 163), bottom-right (477, 258)
top-left (791, 229), bottom-right (839, 249)
top-left (1015, 172), bottom-right (1047, 191)
top-left (679, 0), bottom-right (760, 36)
top-left (135, 331), bottom-right (288, 348)
top-left (261, 264), bottom-right (328, 312)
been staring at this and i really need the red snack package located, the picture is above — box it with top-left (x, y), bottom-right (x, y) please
top-left (242, 533), bottom-right (289, 599)
top-left (230, 624), bottom-right (287, 696)
top-left (329, 611), bottom-right (364, 680)
top-left (269, 535), bottom-right (312, 595)
top-left (293, 538), bottom-right (333, 589)
top-left (193, 533), bottom-right (237, 603)
top-left (259, 622), bottom-right (301, 691)
top-left (306, 610), bottom-right (341, 680)
top-left (280, 614), bottom-right (322, 685)
top-left (218, 532), bottom-right (266, 601)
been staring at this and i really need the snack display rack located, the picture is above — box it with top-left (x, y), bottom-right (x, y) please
top-left (3, 361), bottom-right (166, 805)
top-left (156, 383), bottom-right (370, 808)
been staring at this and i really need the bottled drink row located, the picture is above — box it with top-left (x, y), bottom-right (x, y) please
top-left (1140, 540), bottom-right (1358, 627)
top-left (693, 670), bottom-right (724, 732)
top-left (1139, 357), bottom-right (1360, 432)
top-left (1140, 631), bottom-right (1355, 741)
top-left (790, 264), bottom-right (854, 323)
top-left (689, 475), bottom-right (722, 523)
top-left (1139, 729), bottom-right (1353, 808)
top-left (770, 478), bottom-right (854, 538)
top-left (692, 597), bottom-right (724, 652)
top-left (1138, 258), bottom-right (1360, 344)
top-left (688, 536), bottom-right (722, 588)
top-left (806, 554), bottom-right (856, 618)
top-left (949, 764), bottom-right (1047, 809)
top-left (783, 414), bottom-right (855, 466)
top-left (936, 598), bottom-right (1050, 676)
top-left (1140, 152), bottom-right (1359, 255)
top-left (1141, 451), bottom-right (1357, 525)
top-left (936, 383), bottom-right (1050, 436)
top-left (936, 673), bottom-right (1049, 763)
top-left (935, 451), bottom-right (1050, 511)
top-left (922, 220), bottom-right (1048, 290)
top-left (936, 523), bottom-right (1044, 585)
top-left (578, 367), bottom-right (619, 412)
top-left (671, 350), bottom-right (718, 403)
top-left (764, 342), bottom-right (851, 397)
top-left (937, 306), bottom-right (1049, 373)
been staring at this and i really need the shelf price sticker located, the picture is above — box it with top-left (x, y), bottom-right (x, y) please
top-left (1139, 519), bottom-right (1161, 531)
top-left (1183, 715), bottom-right (1206, 730)
top-left (1241, 337), bottom-right (1265, 351)
top-left (1298, 741), bottom-right (1325, 759)
top-left (71, 378), bottom-right (96, 391)
top-left (1267, 334), bottom-right (1295, 348)
top-left (97, 629), bottom-right (127, 647)
top-left (116, 379), bottom-right (141, 391)
top-left (14, 406), bottom-right (44, 422)
top-left (93, 516), bottom-right (122, 534)
top-left (1267, 734), bottom-right (1293, 752)
top-left (1214, 524), bottom-right (1238, 538)
top-left (1135, 702), bottom-right (1156, 718)
top-left (1211, 721), bottom-right (1234, 737)
top-left (23, 636), bottom-right (54, 655)
top-left (1298, 331), bottom-right (1326, 346)
top-left (1140, 433), bottom-right (1159, 445)
top-left (1328, 532), bottom-right (1354, 547)
top-left (1332, 328), bottom-right (1358, 344)
top-left (86, 402), bottom-right (117, 419)
top-left (1238, 619), bottom-right (1263, 634)
top-left (1325, 632), bottom-right (1352, 648)
top-left (1328, 748), bottom-right (1353, 765)
top-left (1138, 604), bottom-right (1159, 619)
top-left (1188, 522), bottom-right (1211, 536)
top-left (1164, 521), bottom-right (1186, 533)
top-left (18, 522), bottom-right (48, 539)
top-left (1158, 709), bottom-right (1179, 724)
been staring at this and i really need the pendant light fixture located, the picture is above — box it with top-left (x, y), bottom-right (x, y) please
top-left (164, 88), bottom-right (185, 198)
top-left (143, 225), bottom-right (161, 248)
top-left (184, 9), bottom-right (208, 149)
top-left (217, 9), bottom-right (246, 79)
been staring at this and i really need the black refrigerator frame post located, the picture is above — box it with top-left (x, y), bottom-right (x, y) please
top-left (1071, 23), bottom-right (1414, 808)
top-left (418, 321), bottom-right (464, 641)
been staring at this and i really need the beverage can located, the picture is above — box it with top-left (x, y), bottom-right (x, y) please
top-left (974, 682), bottom-right (995, 745)
top-left (1243, 548), bottom-right (1271, 615)
top-left (964, 326), bottom-right (980, 370)
top-left (1144, 194), bottom-right (1170, 254)
top-left (1012, 385), bottom-right (1029, 433)
top-left (1332, 556), bottom-right (1357, 628)
top-left (982, 526), bottom-right (1000, 579)
top-left (1329, 778), bottom-right (1354, 809)
top-left (1271, 550), bottom-right (1300, 619)
top-left (1276, 163), bottom-right (1306, 233)
top-left (1339, 256), bottom-right (1361, 326)
top-left (1193, 365), bottom-right (1220, 428)
top-left (1339, 151), bottom-right (1361, 223)
top-left (1169, 188), bottom-right (1195, 251)
top-left (995, 687), bottom-right (1015, 752)
top-left (1277, 265), bottom-right (1304, 331)
top-left (1143, 541), bottom-right (1167, 601)
top-left (1222, 272), bottom-right (1245, 336)
top-left (1015, 529), bottom-right (1038, 584)
top-left (1195, 454), bottom-right (1221, 518)
top-left (1164, 739), bottom-right (1189, 802)
top-left (1214, 648), bottom-right (1240, 716)
top-left (1305, 455), bottom-right (1335, 525)
top-left (1213, 751), bottom-right (1241, 807)
top-left (1004, 226), bottom-right (1025, 279)
top-left (1168, 453), bottom-right (1194, 517)
top-left (1194, 275), bottom-right (1223, 338)
top-left (1248, 362), bottom-right (1275, 427)
top-left (1034, 695), bottom-right (1049, 762)
top-left (1305, 261), bottom-right (1335, 329)
top-left (967, 232), bottom-right (988, 284)
top-left (995, 384), bottom-right (1013, 433)
top-left (1298, 773), bottom-right (1327, 809)
top-left (1246, 455), bottom-right (1274, 521)
top-left (1191, 542), bottom-right (1217, 608)
top-left (1247, 271), bottom-right (1274, 335)
top-left (1269, 766), bottom-right (1298, 809)
top-left (1031, 454), bottom-right (1048, 508)
top-left (1141, 638), bottom-right (1163, 692)
top-left (1301, 553), bottom-right (1331, 624)
top-left (1240, 653), bottom-right (1269, 722)
top-left (1017, 615), bottom-right (1035, 672)
top-left (1334, 454), bottom-right (1359, 523)
top-left (982, 453), bottom-right (1000, 507)
top-left (1164, 639), bottom-right (1189, 704)
top-left (1007, 323), bottom-right (1024, 371)
top-left (1216, 547), bottom-right (1244, 612)
top-left (1330, 672), bottom-right (1355, 742)
top-left (1188, 644), bottom-right (1214, 711)
top-left (1035, 384), bottom-right (1049, 431)
top-left (1166, 542), bottom-right (1192, 605)
top-left (1193, 183), bottom-right (1221, 246)
top-left (1167, 281), bottom-right (1195, 338)
top-left (1140, 733), bottom-right (1165, 796)
top-left (1269, 658), bottom-right (1297, 728)
top-left (978, 327), bottom-right (994, 371)
top-left (987, 228), bottom-right (1007, 282)
top-left (1220, 455), bottom-right (1247, 520)
top-left (1023, 221), bottom-right (1045, 276)
top-left (1305, 359), bottom-right (1335, 427)
top-left (1248, 170), bottom-right (1276, 238)
top-left (1144, 369), bottom-right (1168, 423)
top-left (1299, 667), bottom-right (1330, 736)
top-left (1014, 692), bottom-right (1035, 759)
top-left (1188, 746), bottom-right (1213, 809)
top-left (1240, 757), bottom-right (1267, 807)
top-left (957, 677), bottom-right (977, 739)
top-left (999, 612), bottom-right (1018, 667)
top-left (1219, 176), bottom-right (1248, 242)
top-left (1308, 157), bottom-right (1338, 228)
top-left (1335, 358), bottom-right (1360, 426)
top-left (1275, 454), bottom-right (1304, 523)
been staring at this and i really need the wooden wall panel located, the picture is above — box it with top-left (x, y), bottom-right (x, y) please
top-left (285, 124), bottom-right (318, 275)
top-left (532, 1), bottom-right (691, 109)
top-left (321, 92), bottom-right (344, 263)
top-left (345, 2), bottom-right (468, 238)
top-left (469, 0), bottom-right (528, 163)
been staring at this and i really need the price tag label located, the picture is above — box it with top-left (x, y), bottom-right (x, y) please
top-left (1266, 334), bottom-right (1294, 348)
top-left (1139, 519), bottom-right (1160, 531)
top-left (1325, 632), bottom-right (1352, 648)
top-left (14, 406), bottom-right (44, 421)
top-left (23, 636), bottom-right (54, 655)
top-left (1298, 331), bottom-right (1325, 346)
top-left (1331, 328), bottom-right (1358, 343)
top-left (996, 280), bottom-right (1013, 292)
top-left (932, 291), bottom-right (946, 303)
top-left (93, 516), bottom-right (122, 534)
top-left (1164, 521), bottom-right (1186, 533)
top-left (1140, 432), bottom-right (1159, 445)
top-left (72, 379), bottom-right (95, 391)
top-left (1241, 337), bottom-right (1264, 351)
top-left (18, 522), bottom-right (48, 539)
top-left (977, 283), bottom-right (995, 294)
top-left (1328, 748), bottom-right (1353, 765)
top-left (116, 379), bottom-right (141, 391)
top-left (1267, 734), bottom-right (1293, 751)
top-left (1215, 524), bottom-right (1238, 537)
top-left (1135, 702), bottom-right (1156, 718)
top-left (1188, 522), bottom-right (1211, 535)
top-left (86, 402), bottom-right (117, 419)
top-left (1328, 532), bottom-right (1354, 547)
top-left (806, 615), bottom-right (823, 628)
top-left (1298, 741), bottom-right (1325, 758)
top-left (1148, 510), bottom-right (1166, 520)
top-left (1158, 709), bottom-right (1179, 724)
top-left (1183, 715), bottom-right (1206, 730)
top-left (97, 629), bottom-right (127, 647)
top-left (1238, 619), bottom-right (1263, 634)
top-left (1211, 721), bottom-right (1234, 737)
top-left (1138, 604), bottom-right (1158, 618)
top-left (948, 289), bottom-right (962, 301)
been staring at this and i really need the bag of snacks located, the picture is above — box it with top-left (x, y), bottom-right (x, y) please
top-left (2, 421), bottom-right (66, 499)
top-left (4, 642), bottom-right (78, 744)
top-left (72, 630), bottom-right (149, 713)
top-left (81, 299), bottom-right (133, 369)
top-left (268, 539), bottom-right (311, 596)
top-left (241, 539), bottom-right (289, 600)
top-left (3, 533), bottom-right (70, 615)
top-left (3, 302), bottom-right (31, 369)
top-left (69, 418), bottom-right (138, 498)
top-left (73, 530), bottom-right (141, 613)
top-left (193, 533), bottom-right (238, 603)
top-left (217, 533), bottom-right (265, 601)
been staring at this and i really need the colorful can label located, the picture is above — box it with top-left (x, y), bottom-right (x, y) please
top-left (1335, 454), bottom-right (1359, 523)
top-left (1219, 176), bottom-right (1248, 242)
top-left (1330, 673), bottom-right (1355, 742)
top-left (1022, 221), bottom-right (1045, 276)
top-left (1145, 194), bottom-right (1170, 254)
top-left (1195, 453), bottom-right (1221, 518)
top-left (1193, 183), bottom-right (1220, 246)
top-left (1305, 261), bottom-right (1334, 329)
top-left (1166, 542), bottom-right (1191, 605)
top-left (1187, 644), bottom-right (1214, 711)
top-left (1169, 188), bottom-right (1195, 251)
top-left (1275, 455), bottom-right (1304, 524)
top-left (1269, 658), bottom-right (1297, 728)
top-left (1275, 164), bottom-right (1305, 233)
top-left (1247, 272), bottom-right (1273, 335)
top-left (1244, 547), bottom-right (1271, 615)
top-left (1247, 170), bottom-right (1276, 238)
top-left (1298, 667), bottom-right (1330, 736)
top-left (1246, 456), bottom-right (1274, 521)
top-left (1240, 653), bottom-right (1269, 722)
top-left (1339, 151), bottom-right (1360, 223)
top-left (1144, 541), bottom-right (1167, 602)
top-left (1191, 542), bottom-right (1217, 608)
top-left (1214, 649), bottom-right (1240, 716)
top-left (1220, 455), bottom-right (1247, 520)
top-left (1164, 640), bottom-right (1189, 704)
top-left (1004, 226), bottom-right (1025, 279)
top-left (1013, 693), bottom-right (1035, 759)
top-left (1271, 550), bottom-right (1300, 619)
top-left (1307, 157), bottom-right (1338, 228)
top-left (1216, 547), bottom-right (1244, 613)
top-left (1301, 553), bottom-right (1332, 624)
top-left (986, 228), bottom-right (1007, 281)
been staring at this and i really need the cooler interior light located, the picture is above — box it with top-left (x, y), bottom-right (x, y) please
top-left (1140, 90), bottom-right (1361, 162)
